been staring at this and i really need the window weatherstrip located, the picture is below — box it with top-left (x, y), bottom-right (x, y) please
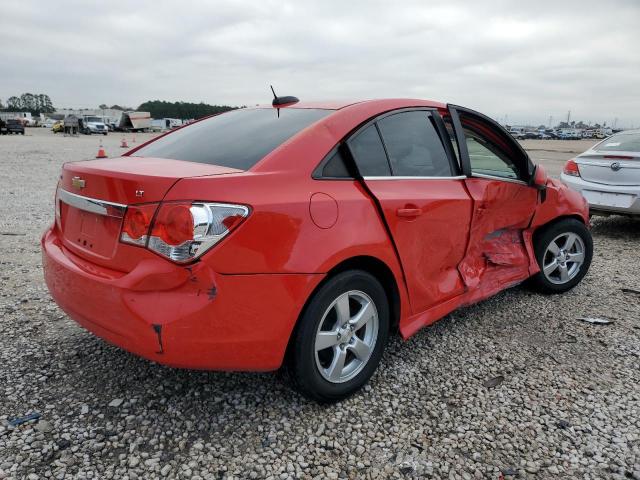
top-left (431, 111), bottom-right (459, 176)
top-left (470, 173), bottom-right (528, 185)
top-left (448, 107), bottom-right (472, 177)
top-left (373, 122), bottom-right (395, 175)
top-left (363, 175), bottom-right (467, 181)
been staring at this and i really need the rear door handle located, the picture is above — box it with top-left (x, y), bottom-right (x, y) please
top-left (396, 207), bottom-right (422, 218)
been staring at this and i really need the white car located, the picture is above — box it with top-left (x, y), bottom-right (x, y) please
top-left (561, 130), bottom-right (640, 216)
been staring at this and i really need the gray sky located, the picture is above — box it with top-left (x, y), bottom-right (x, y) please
top-left (1, 0), bottom-right (639, 127)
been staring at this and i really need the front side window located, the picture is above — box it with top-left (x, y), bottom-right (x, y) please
top-left (133, 108), bottom-right (331, 170)
top-left (377, 111), bottom-right (452, 177)
top-left (460, 114), bottom-right (521, 180)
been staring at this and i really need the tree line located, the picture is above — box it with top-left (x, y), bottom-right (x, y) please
top-left (136, 100), bottom-right (237, 120)
top-left (0, 93), bottom-right (55, 115)
top-left (0, 94), bottom-right (237, 120)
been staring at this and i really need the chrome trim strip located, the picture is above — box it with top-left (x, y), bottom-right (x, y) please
top-left (58, 189), bottom-right (127, 218)
top-left (471, 173), bottom-right (528, 185)
top-left (362, 175), bottom-right (467, 180)
top-left (577, 160), bottom-right (640, 168)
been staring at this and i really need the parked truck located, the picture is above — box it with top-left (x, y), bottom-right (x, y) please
top-left (118, 111), bottom-right (151, 132)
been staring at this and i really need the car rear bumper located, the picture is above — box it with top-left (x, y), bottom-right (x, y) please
top-left (42, 226), bottom-right (323, 371)
top-left (560, 174), bottom-right (640, 215)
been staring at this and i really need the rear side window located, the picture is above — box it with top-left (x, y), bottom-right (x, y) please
top-left (377, 111), bottom-right (452, 177)
top-left (321, 149), bottom-right (351, 177)
top-left (348, 124), bottom-right (392, 176)
top-left (595, 132), bottom-right (640, 152)
top-left (132, 108), bottom-right (331, 170)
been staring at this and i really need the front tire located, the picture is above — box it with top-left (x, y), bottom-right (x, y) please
top-left (288, 270), bottom-right (389, 403)
top-left (529, 218), bottom-right (593, 293)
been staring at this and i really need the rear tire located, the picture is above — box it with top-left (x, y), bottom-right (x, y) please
top-left (529, 218), bottom-right (592, 293)
top-left (288, 270), bottom-right (389, 403)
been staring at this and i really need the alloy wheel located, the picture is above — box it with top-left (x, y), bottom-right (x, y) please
top-left (542, 232), bottom-right (586, 284)
top-left (314, 290), bottom-right (379, 383)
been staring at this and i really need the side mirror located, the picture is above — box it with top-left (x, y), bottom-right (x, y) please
top-left (532, 164), bottom-right (548, 190)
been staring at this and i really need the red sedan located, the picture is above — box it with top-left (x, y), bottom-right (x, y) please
top-left (42, 98), bottom-right (593, 402)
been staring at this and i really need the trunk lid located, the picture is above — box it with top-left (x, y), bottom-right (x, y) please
top-left (58, 157), bottom-right (242, 262)
top-left (577, 151), bottom-right (640, 186)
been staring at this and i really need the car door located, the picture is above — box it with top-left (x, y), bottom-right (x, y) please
top-left (346, 109), bottom-right (473, 314)
top-left (447, 105), bottom-right (539, 289)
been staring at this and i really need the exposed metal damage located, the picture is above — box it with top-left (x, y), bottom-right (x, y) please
top-left (152, 324), bottom-right (164, 354)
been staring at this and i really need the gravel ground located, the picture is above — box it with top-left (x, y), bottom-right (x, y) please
top-left (1, 129), bottom-right (639, 479)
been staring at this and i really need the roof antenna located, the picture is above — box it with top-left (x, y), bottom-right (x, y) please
top-left (269, 85), bottom-right (299, 109)
top-left (271, 85), bottom-right (280, 117)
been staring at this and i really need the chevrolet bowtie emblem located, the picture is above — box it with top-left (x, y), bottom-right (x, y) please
top-left (71, 176), bottom-right (86, 189)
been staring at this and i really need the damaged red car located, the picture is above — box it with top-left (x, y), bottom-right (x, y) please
top-left (42, 98), bottom-right (593, 402)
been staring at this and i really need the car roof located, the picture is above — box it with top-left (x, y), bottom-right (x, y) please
top-left (255, 98), bottom-right (447, 111)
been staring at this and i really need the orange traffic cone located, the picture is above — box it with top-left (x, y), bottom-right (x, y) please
top-left (120, 137), bottom-right (128, 148)
top-left (96, 142), bottom-right (107, 158)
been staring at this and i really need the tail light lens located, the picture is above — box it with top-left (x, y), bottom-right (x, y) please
top-left (120, 202), bottom-right (249, 263)
top-left (563, 159), bottom-right (580, 177)
top-left (120, 204), bottom-right (157, 246)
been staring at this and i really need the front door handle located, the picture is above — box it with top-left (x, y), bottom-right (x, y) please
top-left (396, 207), bottom-right (422, 218)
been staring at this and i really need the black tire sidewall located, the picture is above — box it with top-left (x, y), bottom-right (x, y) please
top-left (533, 219), bottom-right (593, 293)
top-left (291, 270), bottom-right (389, 403)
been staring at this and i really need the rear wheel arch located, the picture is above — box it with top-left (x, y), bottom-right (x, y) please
top-left (284, 255), bottom-right (401, 366)
top-left (323, 256), bottom-right (401, 333)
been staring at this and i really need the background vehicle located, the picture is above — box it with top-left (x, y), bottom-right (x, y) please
top-left (0, 119), bottom-right (6, 135)
top-left (116, 111), bottom-right (151, 132)
top-left (151, 118), bottom-right (183, 131)
top-left (595, 128), bottom-right (613, 139)
top-left (5, 119), bottom-right (25, 134)
top-left (558, 129), bottom-right (582, 140)
top-left (561, 129), bottom-right (640, 216)
top-left (41, 118), bottom-right (56, 128)
top-left (0, 112), bottom-right (35, 126)
top-left (42, 99), bottom-right (592, 402)
top-left (51, 120), bottom-right (64, 133)
top-left (81, 116), bottom-right (108, 135)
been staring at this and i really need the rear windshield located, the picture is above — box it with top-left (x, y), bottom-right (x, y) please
top-left (595, 132), bottom-right (640, 152)
top-left (132, 108), bottom-right (331, 170)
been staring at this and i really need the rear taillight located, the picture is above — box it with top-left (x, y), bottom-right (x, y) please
top-left (120, 204), bottom-right (157, 246)
top-left (120, 202), bottom-right (249, 263)
top-left (563, 159), bottom-right (580, 177)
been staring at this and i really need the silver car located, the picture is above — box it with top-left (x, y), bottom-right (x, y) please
top-left (561, 130), bottom-right (640, 216)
